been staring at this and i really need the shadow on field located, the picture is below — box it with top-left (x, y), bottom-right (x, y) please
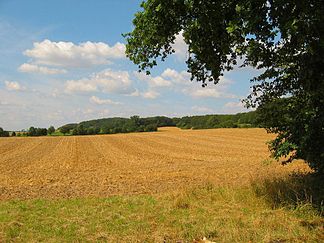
top-left (252, 172), bottom-right (324, 215)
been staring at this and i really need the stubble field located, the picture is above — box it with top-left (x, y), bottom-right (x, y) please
top-left (1, 127), bottom-right (323, 242)
top-left (0, 127), bottom-right (308, 200)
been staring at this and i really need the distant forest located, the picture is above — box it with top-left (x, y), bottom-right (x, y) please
top-left (0, 111), bottom-right (260, 137)
top-left (58, 111), bottom-right (260, 136)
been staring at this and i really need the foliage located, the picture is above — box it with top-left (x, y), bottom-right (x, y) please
top-left (252, 172), bottom-right (324, 213)
top-left (144, 123), bottom-right (158, 132)
top-left (27, 127), bottom-right (48, 137)
top-left (58, 112), bottom-right (259, 136)
top-left (68, 116), bottom-right (163, 135)
top-left (47, 126), bottom-right (55, 135)
top-left (176, 111), bottom-right (258, 129)
top-left (59, 124), bottom-right (76, 135)
top-left (0, 127), bottom-right (10, 137)
top-left (124, 0), bottom-right (324, 173)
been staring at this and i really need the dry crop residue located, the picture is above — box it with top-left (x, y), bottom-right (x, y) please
top-left (0, 128), bottom-right (309, 199)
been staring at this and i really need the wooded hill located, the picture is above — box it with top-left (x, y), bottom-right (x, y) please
top-left (58, 111), bottom-right (260, 135)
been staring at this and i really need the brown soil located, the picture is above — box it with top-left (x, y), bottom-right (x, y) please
top-left (0, 128), bottom-right (309, 200)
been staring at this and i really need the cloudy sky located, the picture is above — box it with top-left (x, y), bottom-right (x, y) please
top-left (0, 0), bottom-right (257, 131)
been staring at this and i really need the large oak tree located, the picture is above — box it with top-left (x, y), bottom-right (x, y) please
top-left (124, 0), bottom-right (324, 173)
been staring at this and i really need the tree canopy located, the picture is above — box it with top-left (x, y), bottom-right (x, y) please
top-left (27, 127), bottom-right (48, 137)
top-left (48, 126), bottom-right (55, 135)
top-left (0, 127), bottom-right (9, 137)
top-left (57, 112), bottom-right (259, 135)
top-left (124, 0), bottom-right (324, 173)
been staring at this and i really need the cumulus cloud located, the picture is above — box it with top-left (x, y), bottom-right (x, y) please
top-left (186, 87), bottom-right (237, 98)
top-left (98, 109), bottom-right (110, 117)
top-left (225, 101), bottom-right (244, 108)
top-left (65, 80), bottom-right (97, 93)
top-left (4, 81), bottom-right (24, 91)
top-left (141, 90), bottom-right (160, 99)
top-left (23, 39), bottom-right (125, 68)
top-left (65, 69), bottom-right (135, 94)
top-left (161, 68), bottom-right (191, 85)
top-left (126, 88), bottom-right (160, 99)
top-left (126, 89), bottom-right (140, 97)
top-left (134, 71), bottom-right (172, 87)
top-left (172, 31), bottom-right (188, 61)
top-left (89, 96), bottom-right (122, 105)
top-left (182, 76), bottom-right (237, 99)
top-left (150, 76), bottom-right (172, 87)
top-left (223, 101), bottom-right (253, 113)
top-left (18, 63), bottom-right (67, 75)
top-left (156, 68), bottom-right (237, 99)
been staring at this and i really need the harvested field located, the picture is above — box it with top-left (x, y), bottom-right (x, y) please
top-left (0, 128), bottom-right (309, 200)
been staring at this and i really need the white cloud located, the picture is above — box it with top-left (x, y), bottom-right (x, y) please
top-left (65, 80), bottom-right (97, 93)
top-left (223, 101), bottom-right (253, 113)
top-left (23, 39), bottom-right (125, 68)
top-left (98, 109), bottom-right (110, 117)
top-left (183, 76), bottom-right (237, 99)
top-left (65, 69), bottom-right (135, 94)
top-left (158, 68), bottom-right (237, 99)
top-left (126, 89), bottom-right (140, 97)
top-left (4, 81), bottom-right (24, 91)
top-left (18, 63), bottom-right (67, 75)
top-left (172, 31), bottom-right (188, 61)
top-left (134, 71), bottom-right (172, 87)
top-left (125, 87), bottom-right (159, 99)
top-left (83, 108), bottom-right (94, 115)
top-left (191, 105), bottom-right (213, 113)
top-left (161, 68), bottom-right (191, 84)
top-left (186, 87), bottom-right (237, 98)
top-left (150, 76), bottom-right (172, 87)
top-left (225, 101), bottom-right (244, 108)
top-left (141, 90), bottom-right (160, 99)
top-left (89, 96), bottom-right (121, 105)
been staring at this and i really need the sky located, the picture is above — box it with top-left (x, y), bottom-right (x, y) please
top-left (0, 0), bottom-right (258, 131)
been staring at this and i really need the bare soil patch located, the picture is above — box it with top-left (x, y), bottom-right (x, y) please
top-left (0, 128), bottom-right (309, 199)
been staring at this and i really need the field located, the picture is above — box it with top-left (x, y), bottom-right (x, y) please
top-left (0, 128), bottom-right (323, 242)
top-left (0, 127), bottom-right (307, 199)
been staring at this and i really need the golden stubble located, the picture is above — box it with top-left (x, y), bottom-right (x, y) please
top-left (0, 128), bottom-right (310, 200)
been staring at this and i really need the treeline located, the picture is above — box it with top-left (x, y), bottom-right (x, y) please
top-left (0, 127), bottom-right (10, 137)
top-left (25, 126), bottom-right (56, 136)
top-left (174, 112), bottom-right (259, 129)
top-left (0, 112), bottom-right (260, 138)
top-left (59, 116), bottom-right (170, 135)
top-left (57, 111), bottom-right (260, 136)
top-left (15, 126), bottom-right (56, 137)
top-left (0, 126), bottom-right (56, 137)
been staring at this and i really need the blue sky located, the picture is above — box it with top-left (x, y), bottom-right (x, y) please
top-left (0, 0), bottom-right (256, 130)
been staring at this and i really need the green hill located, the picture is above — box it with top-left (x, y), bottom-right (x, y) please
top-left (58, 111), bottom-right (260, 136)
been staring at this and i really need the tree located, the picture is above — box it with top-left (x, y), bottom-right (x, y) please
top-left (28, 127), bottom-right (37, 136)
top-left (87, 127), bottom-right (95, 135)
top-left (130, 115), bottom-right (141, 127)
top-left (27, 127), bottom-right (47, 136)
top-left (60, 126), bottom-right (70, 135)
top-left (48, 126), bottom-right (55, 135)
top-left (206, 116), bottom-right (219, 128)
top-left (76, 124), bottom-right (86, 135)
top-left (11, 131), bottom-right (16, 137)
top-left (0, 127), bottom-right (9, 137)
top-left (71, 128), bottom-right (78, 136)
top-left (36, 128), bottom-right (47, 136)
top-left (124, 0), bottom-right (324, 173)
top-left (144, 124), bottom-right (158, 132)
